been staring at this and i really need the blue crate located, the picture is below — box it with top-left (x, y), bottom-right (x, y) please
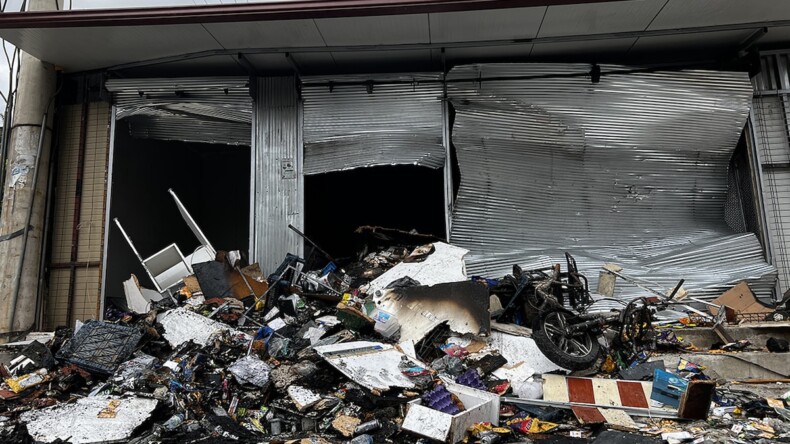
top-left (650, 368), bottom-right (688, 408)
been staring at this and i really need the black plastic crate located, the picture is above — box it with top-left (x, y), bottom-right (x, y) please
top-left (56, 321), bottom-right (142, 375)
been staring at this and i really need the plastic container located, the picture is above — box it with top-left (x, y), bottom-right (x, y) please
top-left (163, 413), bottom-right (184, 430)
top-left (369, 308), bottom-right (400, 339)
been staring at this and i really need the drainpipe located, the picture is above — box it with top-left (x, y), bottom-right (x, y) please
top-left (0, 0), bottom-right (61, 340)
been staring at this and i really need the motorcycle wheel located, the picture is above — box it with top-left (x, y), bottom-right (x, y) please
top-left (532, 310), bottom-right (601, 370)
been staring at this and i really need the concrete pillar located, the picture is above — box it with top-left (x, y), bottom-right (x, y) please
top-left (0, 0), bottom-right (60, 337)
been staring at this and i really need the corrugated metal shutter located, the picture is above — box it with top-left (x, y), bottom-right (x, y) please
top-left (301, 73), bottom-right (444, 175)
top-left (752, 53), bottom-right (790, 294)
top-left (252, 77), bottom-right (303, 274)
top-left (447, 63), bottom-right (775, 304)
top-left (47, 101), bottom-right (110, 328)
top-left (105, 77), bottom-right (251, 146)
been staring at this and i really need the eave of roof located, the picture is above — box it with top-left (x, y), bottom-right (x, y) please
top-left (0, 0), bottom-right (624, 28)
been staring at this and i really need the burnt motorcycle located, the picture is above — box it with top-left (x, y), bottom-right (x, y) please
top-left (493, 253), bottom-right (674, 370)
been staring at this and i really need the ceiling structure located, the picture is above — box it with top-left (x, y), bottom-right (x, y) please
top-left (0, 0), bottom-right (788, 76)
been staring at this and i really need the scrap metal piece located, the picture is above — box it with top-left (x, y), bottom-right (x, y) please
top-left (489, 331), bottom-right (567, 375)
top-left (678, 380), bottom-right (716, 420)
top-left (366, 242), bottom-right (468, 295)
top-left (314, 341), bottom-right (425, 392)
top-left (158, 307), bottom-right (249, 347)
top-left (375, 281), bottom-right (490, 343)
top-left (21, 395), bottom-right (158, 444)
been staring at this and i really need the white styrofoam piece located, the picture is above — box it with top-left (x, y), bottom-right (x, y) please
top-left (268, 317), bottom-right (287, 331)
top-left (492, 362), bottom-right (535, 386)
top-left (402, 379), bottom-right (500, 443)
top-left (287, 385), bottom-right (322, 411)
top-left (367, 242), bottom-right (469, 295)
top-left (314, 341), bottom-right (424, 392)
top-left (2, 332), bottom-right (55, 347)
top-left (123, 275), bottom-right (164, 314)
top-left (21, 396), bottom-right (158, 444)
top-left (158, 307), bottom-right (249, 347)
top-left (488, 331), bottom-right (568, 375)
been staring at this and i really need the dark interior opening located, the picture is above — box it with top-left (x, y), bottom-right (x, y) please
top-left (105, 129), bottom-right (250, 309)
top-left (304, 165), bottom-right (447, 261)
top-left (726, 132), bottom-right (762, 241)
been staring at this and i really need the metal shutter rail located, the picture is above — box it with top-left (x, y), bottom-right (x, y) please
top-left (752, 53), bottom-right (790, 295)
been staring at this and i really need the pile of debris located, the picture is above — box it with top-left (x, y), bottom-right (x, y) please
top-left (3, 233), bottom-right (790, 443)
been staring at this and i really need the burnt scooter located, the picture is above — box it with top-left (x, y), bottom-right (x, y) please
top-left (494, 253), bottom-right (683, 370)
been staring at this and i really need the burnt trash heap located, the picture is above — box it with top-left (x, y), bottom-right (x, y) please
top-left (3, 229), bottom-right (790, 444)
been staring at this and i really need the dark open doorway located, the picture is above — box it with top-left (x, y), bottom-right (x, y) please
top-left (104, 130), bottom-right (250, 310)
top-left (304, 165), bottom-right (446, 261)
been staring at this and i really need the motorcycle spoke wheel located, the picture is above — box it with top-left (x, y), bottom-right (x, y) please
top-left (543, 312), bottom-right (593, 358)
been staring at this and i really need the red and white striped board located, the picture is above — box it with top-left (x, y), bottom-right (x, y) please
top-left (542, 374), bottom-right (668, 427)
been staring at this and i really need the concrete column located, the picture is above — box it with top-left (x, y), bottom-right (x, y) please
top-left (0, 0), bottom-right (60, 337)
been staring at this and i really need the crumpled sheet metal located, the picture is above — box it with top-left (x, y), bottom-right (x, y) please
top-left (375, 281), bottom-right (490, 343)
top-left (488, 331), bottom-right (567, 375)
top-left (366, 242), bottom-right (469, 296)
top-left (446, 63), bottom-right (777, 303)
top-left (106, 77), bottom-right (252, 146)
top-left (21, 395), bottom-right (158, 443)
top-left (228, 355), bottom-right (272, 388)
top-left (158, 307), bottom-right (250, 347)
top-left (314, 341), bottom-right (423, 392)
top-left (301, 73), bottom-right (444, 175)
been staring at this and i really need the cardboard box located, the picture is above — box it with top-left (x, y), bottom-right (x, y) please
top-left (710, 282), bottom-right (773, 318)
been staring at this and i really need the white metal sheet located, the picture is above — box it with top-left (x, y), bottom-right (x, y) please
top-left (648, 0), bottom-right (790, 30)
top-left (21, 396), bottom-right (158, 444)
top-left (0, 24), bottom-right (223, 72)
top-left (538, 0), bottom-right (666, 38)
top-left (204, 19), bottom-right (326, 49)
top-left (428, 7), bottom-right (545, 43)
top-left (366, 242), bottom-right (468, 295)
top-left (630, 29), bottom-right (754, 54)
top-left (314, 13), bottom-right (429, 46)
top-left (314, 341), bottom-right (423, 392)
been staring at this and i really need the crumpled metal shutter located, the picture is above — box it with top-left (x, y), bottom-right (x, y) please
top-left (447, 63), bottom-right (776, 304)
top-left (105, 77), bottom-right (252, 146)
top-left (301, 73), bottom-right (444, 175)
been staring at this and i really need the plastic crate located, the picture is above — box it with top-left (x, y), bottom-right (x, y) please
top-left (56, 321), bottom-right (142, 375)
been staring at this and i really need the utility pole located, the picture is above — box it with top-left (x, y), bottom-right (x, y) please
top-left (0, 0), bottom-right (61, 339)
